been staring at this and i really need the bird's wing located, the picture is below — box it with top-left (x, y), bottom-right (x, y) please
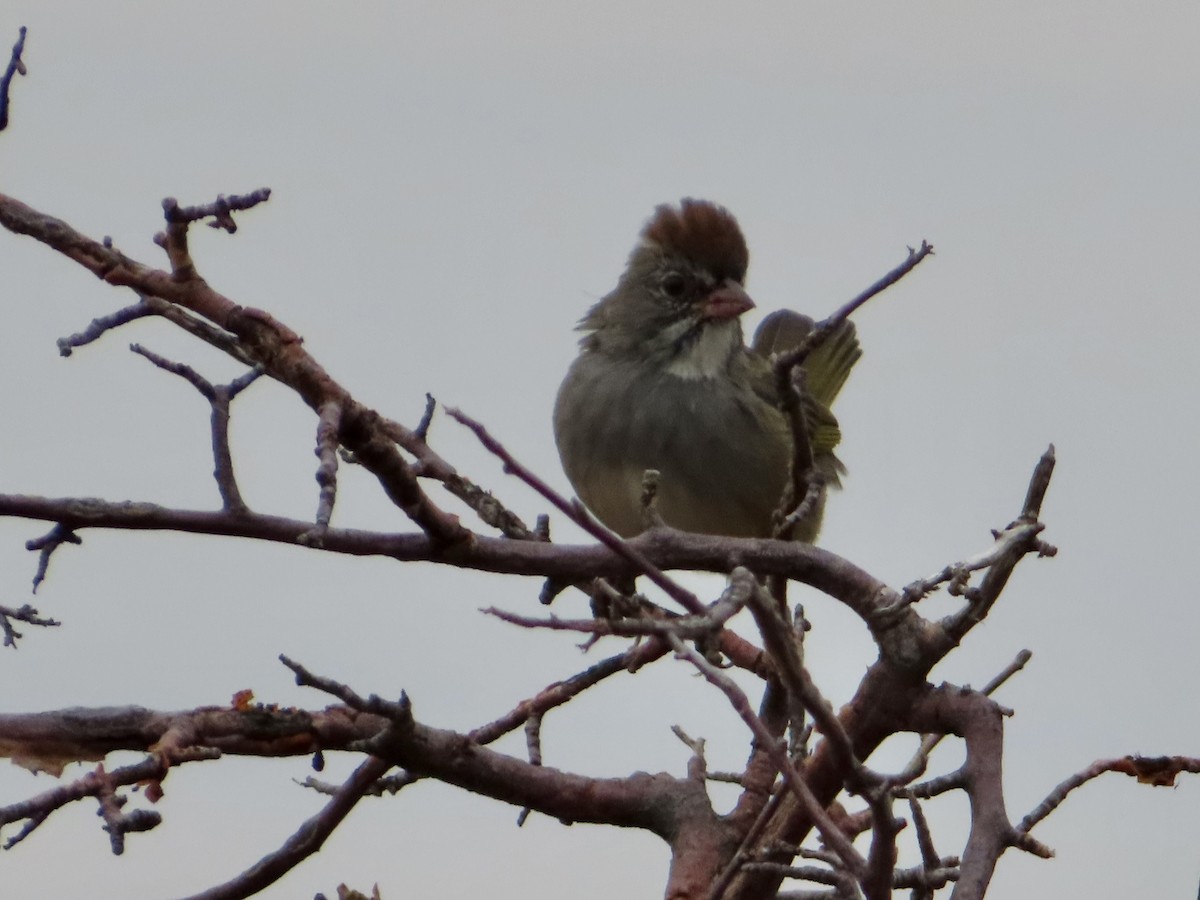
top-left (751, 310), bottom-right (862, 410)
top-left (752, 309), bottom-right (815, 358)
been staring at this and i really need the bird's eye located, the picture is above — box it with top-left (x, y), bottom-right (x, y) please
top-left (661, 272), bottom-right (687, 297)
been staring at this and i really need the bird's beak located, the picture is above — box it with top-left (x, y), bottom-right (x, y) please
top-left (701, 279), bottom-right (755, 321)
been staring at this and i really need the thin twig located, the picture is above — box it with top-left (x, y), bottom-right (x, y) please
top-left (907, 797), bottom-right (940, 900)
top-left (745, 579), bottom-right (870, 795)
top-left (516, 714), bottom-right (544, 825)
top-left (162, 189), bottom-right (272, 234)
top-left (380, 415), bottom-right (536, 540)
top-left (1017, 754), bottom-right (1200, 835)
top-left (180, 756), bottom-right (392, 900)
top-left (25, 523), bottom-right (81, 593)
top-left (666, 633), bottom-right (867, 880)
top-left (771, 241), bottom-right (934, 396)
top-left (0, 26), bottom-right (28, 132)
top-left (485, 606), bottom-right (714, 640)
top-left (893, 649), bottom-right (1032, 791)
top-left (129, 343), bottom-right (261, 513)
top-left (822, 242), bottom-right (934, 337)
top-left (939, 447), bottom-right (1057, 642)
top-left (486, 566), bottom-right (752, 642)
top-left (0, 603), bottom-right (60, 648)
top-left (640, 469), bottom-right (666, 530)
top-left (773, 368), bottom-right (817, 541)
top-left (896, 524), bottom-right (1046, 610)
top-left (57, 299), bottom-right (155, 357)
top-left (414, 393), bottom-right (436, 441)
top-left (312, 400), bottom-right (343, 530)
top-left (709, 788), bottom-right (790, 900)
top-left (469, 639), bottom-right (668, 746)
top-left (447, 407), bottom-right (705, 616)
top-left (279, 654), bottom-right (410, 722)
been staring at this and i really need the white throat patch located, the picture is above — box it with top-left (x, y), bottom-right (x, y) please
top-left (664, 320), bottom-right (740, 380)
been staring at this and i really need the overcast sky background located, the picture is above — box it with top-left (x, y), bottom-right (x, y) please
top-left (1, 3), bottom-right (1198, 898)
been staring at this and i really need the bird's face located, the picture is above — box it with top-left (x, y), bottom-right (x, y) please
top-left (578, 200), bottom-right (756, 375)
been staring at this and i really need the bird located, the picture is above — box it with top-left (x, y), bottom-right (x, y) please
top-left (553, 198), bottom-right (861, 542)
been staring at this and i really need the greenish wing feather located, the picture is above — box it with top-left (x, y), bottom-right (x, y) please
top-left (751, 310), bottom-right (862, 409)
top-left (751, 309), bottom-right (861, 479)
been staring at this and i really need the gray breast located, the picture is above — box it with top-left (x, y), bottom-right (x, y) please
top-left (553, 352), bottom-right (792, 537)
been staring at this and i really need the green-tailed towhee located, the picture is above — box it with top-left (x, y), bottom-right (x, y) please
top-left (553, 198), bottom-right (861, 541)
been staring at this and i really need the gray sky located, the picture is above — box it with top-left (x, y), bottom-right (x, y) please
top-left (1, 3), bottom-right (1197, 897)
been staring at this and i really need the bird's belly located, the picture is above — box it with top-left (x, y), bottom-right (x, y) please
top-left (555, 360), bottom-right (790, 537)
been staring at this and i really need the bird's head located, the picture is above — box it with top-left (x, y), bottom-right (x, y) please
top-left (579, 199), bottom-right (756, 376)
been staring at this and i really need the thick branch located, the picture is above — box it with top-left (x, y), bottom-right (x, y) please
top-left (908, 686), bottom-right (1010, 900)
top-left (0, 192), bottom-right (468, 545)
top-left (0, 698), bottom-right (693, 842)
top-left (0, 705), bottom-right (381, 778)
top-left (0, 492), bottom-right (892, 608)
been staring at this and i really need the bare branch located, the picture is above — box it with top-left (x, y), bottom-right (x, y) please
top-left (861, 791), bottom-right (899, 900)
top-left (524, 714), bottom-right (544, 768)
top-left (1, 756), bottom-right (167, 851)
top-left (763, 242), bottom-right (934, 551)
top-left (709, 787), bottom-right (789, 900)
top-left (516, 711), bottom-right (544, 827)
top-left (1017, 755), bottom-right (1200, 836)
top-left (486, 566), bottom-right (751, 642)
top-left (380, 415), bottom-right (536, 541)
top-left (0, 603), bottom-right (60, 648)
top-left (468, 638), bottom-right (668, 745)
top-left (893, 650), bottom-right (1033, 791)
top-left (903, 769), bottom-right (967, 801)
top-left (640, 468), bottom-right (666, 530)
top-left (907, 797), bottom-right (939, 900)
top-left (448, 406), bottom-right (705, 617)
top-left (25, 523), bottom-right (81, 593)
top-left (413, 392), bottom-right (436, 441)
top-left (829, 241), bottom-right (935, 334)
top-left (670, 725), bottom-right (709, 785)
top-left (162, 189), bottom-right (272, 234)
top-left (897, 523), bottom-right (1041, 609)
top-left (311, 399), bottom-right (343, 531)
top-left (0, 191), bottom-right (470, 545)
top-left (666, 633), bottom-right (867, 880)
top-left (1019, 443), bottom-right (1056, 522)
top-left (0, 492), bottom-right (894, 606)
top-left (773, 367), bottom-right (818, 540)
top-left (0, 26), bottom-right (27, 132)
top-left (130, 343), bottom-right (215, 396)
top-left (280, 655), bottom-right (411, 723)
top-left (0, 695), bottom-right (369, 863)
top-left (57, 299), bottom-right (155, 357)
top-left (773, 242), bottom-right (934, 378)
top-left (907, 685), bottom-right (1011, 900)
top-left (140, 295), bottom-right (256, 366)
top-left (745, 578), bottom-right (869, 794)
top-left (0, 686), bottom-right (699, 856)
top-left (179, 757), bottom-right (392, 900)
top-left (485, 606), bottom-right (706, 640)
top-left (129, 343), bottom-right (262, 513)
